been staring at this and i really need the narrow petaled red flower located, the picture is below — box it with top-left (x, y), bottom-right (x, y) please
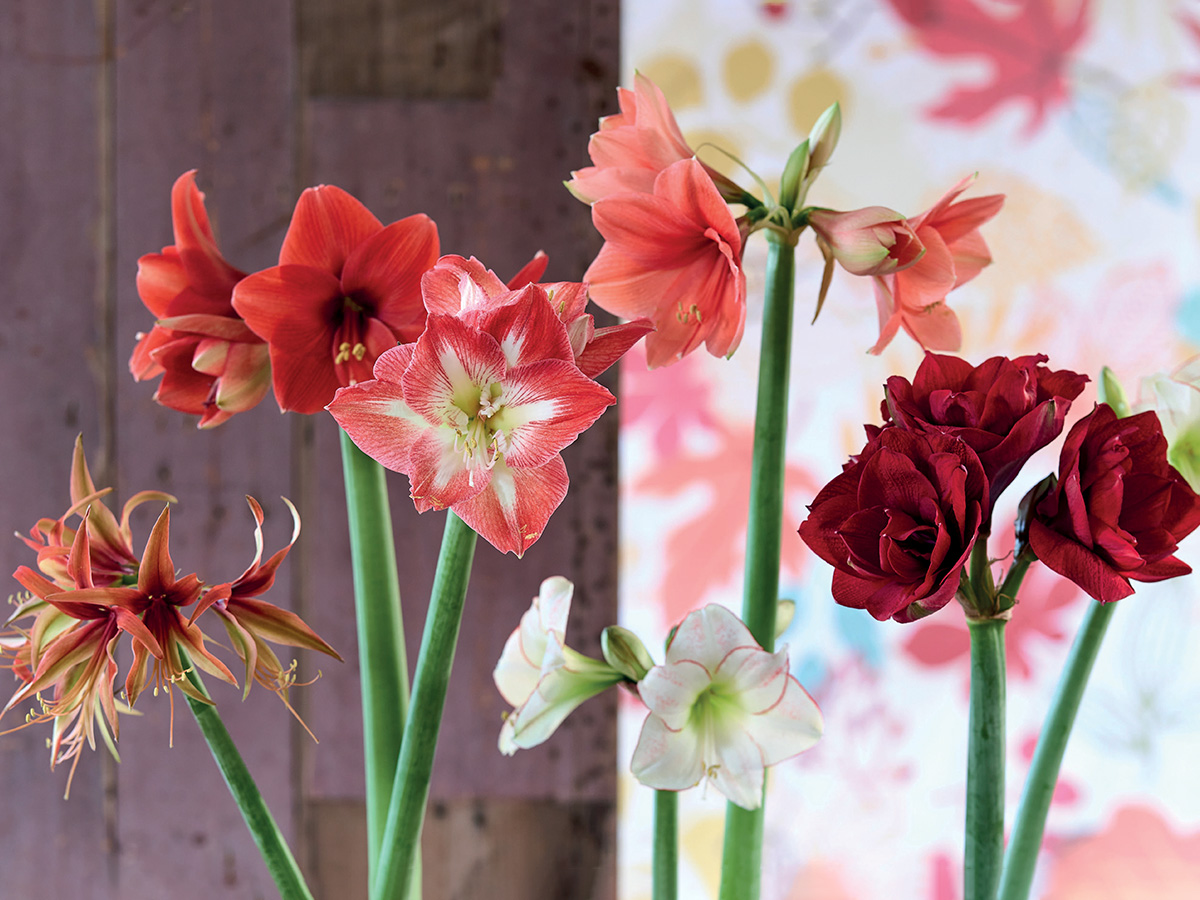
top-left (585, 158), bottom-right (747, 368)
top-left (232, 186), bottom-right (440, 413)
top-left (1028, 405), bottom-right (1200, 602)
top-left (870, 176), bottom-right (1004, 354)
top-left (799, 428), bottom-right (988, 622)
top-left (877, 352), bottom-right (1088, 523)
top-left (130, 171), bottom-right (270, 428)
top-left (328, 279), bottom-right (617, 555)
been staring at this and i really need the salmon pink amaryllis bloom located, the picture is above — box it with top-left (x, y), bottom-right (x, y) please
top-left (232, 186), bottom-right (440, 414)
top-left (870, 175), bottom-right (1004, 354)
top-left (422, 253), bottom-right (653, 378)
top-left (630, 604), bottom-right (823, 810)
top-left (130, 171), bottom-right (270, 428)
top-left (586, 158), bottom-right (746, 368)
top-left (328, 285), bottom-right (616, 556)
top-left (807, 206), bottom-right (925, 277)
top-left (566, 72), bottom-right (744, 204)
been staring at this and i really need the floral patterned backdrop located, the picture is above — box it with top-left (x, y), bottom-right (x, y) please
top-left (614, 1), bottom-right (1200, 897)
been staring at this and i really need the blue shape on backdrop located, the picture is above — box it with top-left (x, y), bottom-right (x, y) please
top-left (1177, 285), bottom-right (1200, 346)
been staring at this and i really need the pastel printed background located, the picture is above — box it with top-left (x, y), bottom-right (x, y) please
top-left (614, 2), bottom-right (1200, 897)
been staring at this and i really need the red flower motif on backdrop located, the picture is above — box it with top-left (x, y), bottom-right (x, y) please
top-left (883, 0), bottom-right (1091, 134)
top-left (328, 282), bottom-right (616, 556)
top-left (130, 171), bottom-right (270, 428)
top-left (1028, 405), bottom-right (1200, 602)
top-left (232, 186), bottom-right (440, 414)
top-left (586, 158), bottom-right (747, 368)
top-left (635, 424), bottom-right (818, 626)
top-left (870, 176), bottom-right (1004, 354)
top-left (618, 344), bottom-right (721, 457)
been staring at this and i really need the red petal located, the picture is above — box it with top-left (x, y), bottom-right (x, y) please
top-left (327, 379), bottom-right (427, 475)
top-left (401, 315), bottom-right (507, 425)
top-left (279, 185), bottom-right (383, 275)
top-left (170, 171), bottom-right (246, 295)
top-left (494, 359), bottom-right (614, 469)
top-left (474, 287), bottom-right (575, 368)
top-left (451, 456), bottom-right (569, 556)
top-left (507, 251), bottom-right (549, 288)
top-left (137, 506), bottom-right (177, 596)
top-left (421, 255), bottom-right (510, 316)
top-left (136, 249), bottom-right (187, 316)
top-left (342, 213), bottom-right (440, 343)
top-left (575, 318), bottom-right (654, 377)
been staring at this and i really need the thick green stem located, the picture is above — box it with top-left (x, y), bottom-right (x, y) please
top-left (339, 429), bottom-right (411, 883)
top-left (997, 600), bottom-right (1117, 900)
top-left (965, 618), bottom-right (1007, 900)
top-left (372, 511), bottom-right (478, 900)
top-left (181, 661), bottom-right (314, 900)
top-left (718, 232), bottom-right (796, 900)
top-left (653, 790), bottom-right (679, 900)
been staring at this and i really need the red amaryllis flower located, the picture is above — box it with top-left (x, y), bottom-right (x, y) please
top-left (585, 158), bottom-right (746, 368)
top-left (1027, 405), bottom-right (1200, 602)
top-left (191, 497), bottom-right (341, 709)
top-left (799, 428), bottom-right (988, 622)
top-left (566, 72), bottom-right (743, 204)
top-left (328, 285), bottom-right (616, 556)
top-left (877, 352), bottom-right (1088, 523)
top-left (421, 253), bottom-right (653, 377)
top-left (130, 171), bottom-right (270, 428)
top-left (232, 186), bottom-right (440, 414)
top-left (20, 435), bottom-right (174, 589)
top-left (870, 175), bottom-right (1004, 354)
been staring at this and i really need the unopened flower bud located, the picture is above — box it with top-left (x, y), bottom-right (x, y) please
top-left (600, 626), bottom-right (654, 682)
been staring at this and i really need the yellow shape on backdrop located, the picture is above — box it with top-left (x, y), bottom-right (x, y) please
top-left (642, 54), bottom-right (704, 109)
top-left (723, 39), bottom-right (775, 103)
top-left (684, 127), bottom-right (745, 186)
top-left (682, 810), bottom-right (726, 897)
top-left (1109, 79), bottom-right (1184, 193)
top-left (788, 69), bottom-right (847, 136)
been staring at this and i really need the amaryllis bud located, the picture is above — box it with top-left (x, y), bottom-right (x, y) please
top-left (808, 207), bottom-right (925, 277)
top-left (600, 625), bottom-right (654, 682)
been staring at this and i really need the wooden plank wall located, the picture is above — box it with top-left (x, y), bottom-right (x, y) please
top-left (0, 2), bottom-right (621, 898)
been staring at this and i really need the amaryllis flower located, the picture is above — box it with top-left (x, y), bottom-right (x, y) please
top-left (191, 497), bottom-right (341, 710)
top-left (232, 186), bottom-right (440, 413)
top-left (493, 576), bottom-right (623, 754)
top-left (799, 428), bottom-right (989, 623)
top-left (807, 206), bottom-right (925, 277)
top-left (130, 171), bottom-right (270, 428)
top-left (5, 515), bottom-right (162, 795)
top-left (566, 72), bottom-right (743, 204)
top-left (586, 158), bottom-right (747, 368)
top-left (1135, 356), bottom-right (1200, 490)
top-left (630, 604), bottom-right (823, 810)
top-left (421, 254), bottom-right (652, 378)
top-left (877, 352), bottom-right (1088, 523)
top-left (328, 285), bottom-right (616, 555)
top-left (870, 175), bottom-right (1004, 354)
top-left (1027, 405), bottom-right (1200, 603)
top-left (19, 436), bottom-right (174, 589)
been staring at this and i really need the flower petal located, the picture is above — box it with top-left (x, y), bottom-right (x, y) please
top-left (630, 711), bottom-right (705, 792)
top-left (279, 185), bottom-right (383, 274)
top-left (342, 213), bottom-right (440, 343)
top-left (450, 456), bottom-right (569, 556)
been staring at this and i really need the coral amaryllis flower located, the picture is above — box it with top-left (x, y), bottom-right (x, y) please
top-left (631, 604), bottom-right (823, 810)
top-left (422, 254), bottom-right (653, 377)
top-left (566, 72), bottom-right (743, 204)
top-left (586, 158), bottom-right (747, 368)
top-left (130, 171), bottom-right (270, 428)
top-left (493, 576), bottom-right (623, 754)
top-left (232, 186), bottom-right (440, 413)
top-left (20, 435), bottom-right (174, 589)
top-left (58, 506), bottom-right (236, 716)
top-left (807, 206), bottom-right (925, 277)
top-left (870, 175), bottom-right (1004, 354)
top-left (328, 286), bottom-right (616, 555)
top-left (5, 516), bottom-right (162, 795)
top-left (191, 497), bottom-right (341, 709)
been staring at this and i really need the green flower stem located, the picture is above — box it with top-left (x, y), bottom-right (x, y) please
top-left (997, 600), bottom-right (1117, 900)
top-left (339, 429), bottom-right (412, 883)
top-left (718, 231), bottom-right (797, 900)
top-left (180, 657), bottom-right (314, 900)
top-left (372, 511), bottom-right (478, 900)
top-left (965, 618), bottom-right (1007, 900)
top-left (653, 789), bottom-right (679, 900)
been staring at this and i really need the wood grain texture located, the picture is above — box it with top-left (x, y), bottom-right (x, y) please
top-left (2, 0), bottom-right (621, 896)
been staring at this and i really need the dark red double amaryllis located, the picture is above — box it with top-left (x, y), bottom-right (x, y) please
top-left (877, 352), bottom-right (1088, 523)
top-left (799, 428), bottom-right (988, 622)
top-left (1027, 404), bottom-right (1200, 602)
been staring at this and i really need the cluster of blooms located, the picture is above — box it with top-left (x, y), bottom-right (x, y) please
top-left (565, 74), bottom-right (1004, 360)
top-left (492, 577), bottom-right (823, 810)
top-left (0, 438), bottom-right (339, 794)
top-left (799, 352), bottom-right (1200, 621)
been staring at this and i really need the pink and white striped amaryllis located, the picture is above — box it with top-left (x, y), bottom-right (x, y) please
top-left (631, 604), bottom-right (823, 810)
top-left (328, 282), bottom-right (617, 556)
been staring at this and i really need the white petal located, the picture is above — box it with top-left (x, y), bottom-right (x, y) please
top-left (630, 713), bottom-right (705, 792)
top-left (742, 676), bottom-right (824, 767)
top-left (638, 659), bottom-right (711, 731)
top-left (715, 645), bottom-right (791, 714)
top-left (493, 623), bottom-right (543, 707)
top-left (665, 604), bottom-right (758, 670)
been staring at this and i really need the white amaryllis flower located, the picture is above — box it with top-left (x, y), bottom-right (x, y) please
top-left (631, 604), bottom-right (823, 810)
top-left (493, 576), bottom-right (623, 755)
top-left (1136, 356), bottom-right (1200, 490)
